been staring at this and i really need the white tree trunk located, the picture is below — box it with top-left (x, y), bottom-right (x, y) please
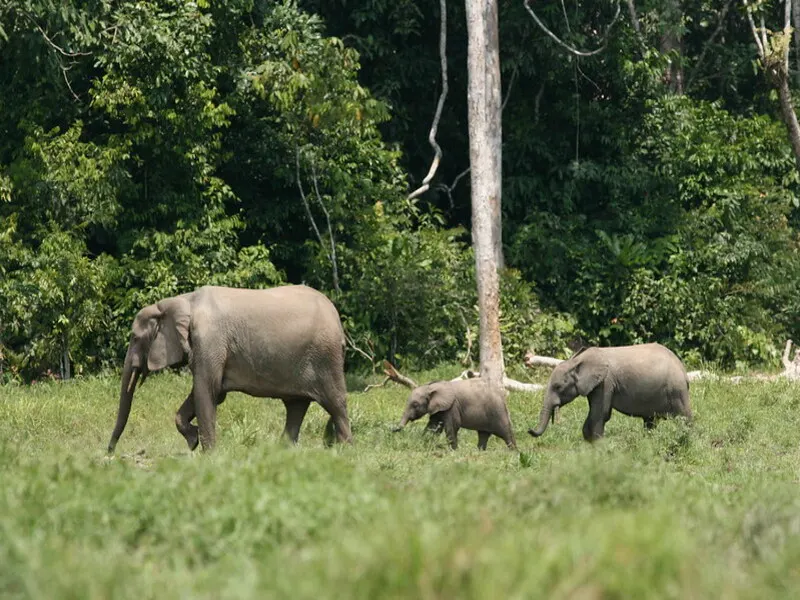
top-left (466, 0), bottom-right (505, 387)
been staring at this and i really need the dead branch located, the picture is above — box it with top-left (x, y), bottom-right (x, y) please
top-left (61, 64), bottom-right (80, 101)
top-left (408, 0), bottom-right (448, 201)
top-left (362, 360), bottom-right (418, 392)
top-left (310, 161), bottom-right (339, 293)
top-left (523, 0), bottom-right (622, 58)
top-left (361, 361), bottom-right (544, 394)
top-left (363, 377), bottom-right (392, 393)
top-left (625, 0), bottom-right (642, 37)
top-left (23, 11), bottom-right (91, 57)
top-left (523, 351), bottom-right (564, 368)
top-left (345, 332), bottom-right (377, 372)
top-left (295, 146), bottom-right (340, 293)
top-left (449, 369), bottom-right (545, 393)
top-left (384, 360), bottom-right (418, 388)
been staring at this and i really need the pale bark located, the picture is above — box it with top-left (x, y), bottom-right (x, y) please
top-left (523, 351), bottom-right (564, 368)
top-left (466, 0), bottom-right (505, 387)
top-left (361, 362), bottom-right (543, 394)
top-left (777, 77), bottom-right (800, 173)
top-left (743, 0), bottom-right (800, 173)
top-left (523, 0), bottom-right (621, 57)
top-left (452, 369), bottom-right (544, 392)
top-left (362, 360), bottom-right (418, 392)
top-left (408, 0), bottom-right (448, 201)
top-left (296, 147), bottom-right (340, 293)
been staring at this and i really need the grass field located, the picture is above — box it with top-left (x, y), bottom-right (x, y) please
top-left (2, 366), bottom-right (800, 598)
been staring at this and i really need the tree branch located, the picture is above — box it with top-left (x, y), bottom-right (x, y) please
top-left (743, 1), bottom-right (766, 59)
top-left (686, 0), bottom-right (734, 90)
top-left (296, 146), bottom-right (340, 293)
top-left (450, 369), bottom-right (545, 392)
top-left (345, 332), bottom-right (377, 372)
top-left (625, 0), bottom-right (642, 37)
top-left (310, 161), bottom-right (340, 293)
top-left (22, 11), bottom-right (91, 57)
top-left (523, 351), bottom-right (564, 368)
top-left (408, 0), bottom-right (448, 201)
top-left (523, 0), bottom-right (622, 57)
top-left (60, 64), bottom-right (80, 101)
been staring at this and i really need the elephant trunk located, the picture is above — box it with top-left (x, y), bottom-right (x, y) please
top-left (107, 354), bottom-right (140, 454)
top-left (392, 412), bottom-right (411, 433)
top-left (529, 394), bottom-right (556, 438)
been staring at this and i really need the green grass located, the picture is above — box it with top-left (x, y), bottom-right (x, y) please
top-left (3, 367), bottom-right (800, 598)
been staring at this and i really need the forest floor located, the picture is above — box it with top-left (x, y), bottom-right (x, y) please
top-left (2, 366), bottom-right (800, 598)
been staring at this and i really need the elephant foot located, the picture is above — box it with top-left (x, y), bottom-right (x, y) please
top-left (182, 425), bottom-right (199, 451)
top-left (323, 418), bottom-right (336, 447)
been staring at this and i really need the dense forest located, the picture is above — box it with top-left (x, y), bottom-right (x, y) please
top-left (2, 0), bottom-right (800, 381)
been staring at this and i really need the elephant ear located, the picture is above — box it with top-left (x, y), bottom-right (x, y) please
top-left (427, 384), bottom-right (455, 415)
top-left (572, 355), bottom-right (607, 397)
top-left (147, 296), bottom-right (191, 372)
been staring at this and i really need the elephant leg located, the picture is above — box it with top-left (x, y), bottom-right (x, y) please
top-left (583, 391), bottom-right (607, 442)
top-left (425, 414), bottom-right (444, 434)
top-left (498, 427), bottom-right (517, 450)
top-left (643, 416), bottom-right (656, 430)
top-left (175, 392), bottom-right (199, 451)
top-left (315, 374), bottom-right (353, 446)
top-left (498, 407), bottom-right (517, 450)
top-left (443, 414), bottom-right (459, 450)
top-left (477, 431), bottom-right (490, 450)
top-left (175, 389), bottom-right (226, 451)
top-left (320, 404), bottom-right (352, 446)
top-left (282, 399), bottom-right (311, 444)
top-left (193, 373), bottom-right (220, 451)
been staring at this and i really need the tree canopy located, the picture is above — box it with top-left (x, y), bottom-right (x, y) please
top-left (1, 0), bottom-right (800, 381)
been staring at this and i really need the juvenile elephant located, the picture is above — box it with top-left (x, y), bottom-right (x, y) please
top-left (393, 378), bottom-right (517, 450)
top-left (528, 343), bottom-right (691, 442)
top-left (107, 285), bottom-right (352, 453)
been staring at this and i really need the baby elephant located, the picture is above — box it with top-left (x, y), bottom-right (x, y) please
top-left (393, 378), bottom-right (517, 450)
top-left (529, 343), bottom-right (691, 442)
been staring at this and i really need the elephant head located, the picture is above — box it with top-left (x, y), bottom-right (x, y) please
top-left (393, 382), bottom-right (452, 432)
top-left (529, 348), bottom-right (606, 438)
top-left (107, 295), bottom-right (192, 453)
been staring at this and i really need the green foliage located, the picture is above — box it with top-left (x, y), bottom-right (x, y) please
top-left (619, 97), bottom-right (800, 367)
top-left (2, 0), bottom-right (800, 377)
top-left (4, 375), bottom-right (800, 596)
top-left (0, 225), bottom-right (113, 380)
top-left (499, 269), bottom-right (579, 363)
top-left (338, 218), bottom-right (475, 369)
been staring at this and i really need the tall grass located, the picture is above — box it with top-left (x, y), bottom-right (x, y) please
top-left (2, 368), bottom-right (800, 598)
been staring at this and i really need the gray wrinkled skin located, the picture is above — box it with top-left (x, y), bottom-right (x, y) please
top-left (394, 378), bottom-right (517, 451)
top-left (529, 343), bottom-right (692, 442)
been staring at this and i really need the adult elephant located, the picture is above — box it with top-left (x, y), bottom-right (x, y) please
top-left (107, 285), bottom-right (352, 453)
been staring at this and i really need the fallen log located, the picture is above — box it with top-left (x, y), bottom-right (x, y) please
top-left (363, 362), bottom-right (543, 393)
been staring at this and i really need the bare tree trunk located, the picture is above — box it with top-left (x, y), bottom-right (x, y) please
top-left (744, 0), bottom-right (800, 173)
top-left (465, 0), bottom-right (505, 388)
top-left (778, 78), bottom-right (800, 172)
